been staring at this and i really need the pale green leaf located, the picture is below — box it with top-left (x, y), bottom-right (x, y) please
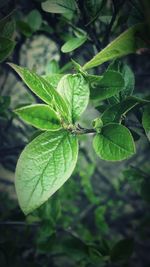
top-left (43, 74), bottom-right (63, 88)
top-left (61, 36), bottom-right (87, 53)
top-left (0, 37), bottom-right (15, 63)
top-left (93, 123), bottom-right (135, 161)
top-left (42, 0), bottom-right (76, 14)
top-left (15, 130), bottom-right (78, 214)
top-left (8, 63), bottom-right (70, 121)
top-left (90, 71), bottom-right (124, 101)
top-left (57, 74), bottom-right (90, 122)
top-left (83, 23), bottom-right (145, 70)
top-left (142, 104), bottom-right (150, 141)
top-left (15, 104), bottom-right (61, 131)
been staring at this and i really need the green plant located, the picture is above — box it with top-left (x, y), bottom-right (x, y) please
top-left (8, 18), bottom-right (150, 214)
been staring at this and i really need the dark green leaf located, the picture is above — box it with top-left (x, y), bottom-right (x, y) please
top-left (90, 71), bottom-right (124, 101)
top-left (27, 9), bottom-right (42, 31)
top-left (0, 37), bottom-right (15, 63)
top-left (101, 96), bottom-right (149, 124)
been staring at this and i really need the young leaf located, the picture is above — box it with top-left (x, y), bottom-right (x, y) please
top-left (90, 71), bottom-right (124, 101)
top-left (0, 37), bottom-right (15, 63)
top-left (61, 36), bottom-right (87, 53)
top-left (15, 130), bottom-right (78, 214)
top-left (8, 63), bottom-right (70, 121)
top-left (83, 23), bottom-right (145, 70)
top-left (15, 104), bottom-right (61, 131)
top-left (57, 74), bottom-right (90, 122)
top-left (41, 0), bottom-right (76, 14)
top-left (101, 96), bottom-right (149, 124)
top-left (46, 60), bottom-right (60, 74)
top-left (93, 123), bottom-right (135, 161)
top-left (142, 104), bottom-right (150, 141)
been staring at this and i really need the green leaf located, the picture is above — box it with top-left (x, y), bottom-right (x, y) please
top-left (61, 36), bottom-right (87, 53)
top-left (8, 63), bottom-right (70, 122)
top-left (0, 18), bottom-right (16, 39)
top-left (90, 71), bottom-right (124, 101)
top-left (15, 104), bottom-right (61, 131)
top-left (93, 123), bottom-right (135, 161)
top-left (41, 0), bottom-right (76, 14)
top-left (108, 61), bottom-right (135, 98)
top-left (57, 74), bottom-right (90, 122)
top-left (46, 60), bottom-right (60, 74)
top-left (43, 74), bottom-right (63, 88)
top-left (101, 96), bottom-right (149, 124)
top-left (110, 238), bottom-right (134, 262)
top-left (27, 9), bottom-right (42, 31)
top-left (16, 20), bottom-right (33, 37)
top-left (142, 105), bottom-right (150, 141)
top-left (0, 37), bottom-right (15, 63)
top-left (15, 130), bottom-right (78, 214)
top-left (83, 23), bottom-right (146, 70)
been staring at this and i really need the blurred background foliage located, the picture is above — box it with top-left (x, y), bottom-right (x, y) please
top-left (0, 0), bottom-right (150, 266)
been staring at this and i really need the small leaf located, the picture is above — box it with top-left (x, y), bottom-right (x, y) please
top-left (8, 63), bottom-right (70, 121)
top-left (15, 104), bottom-right (61, 131)
top-left (83, 23), bottom-right (146, 70)
top-left (93, 123), bottom-right (135, 161)
top-left (142, 104), bottom-right (150, 141)
top-left (0, 37), bottom-right (15, 63)
top-left (110, 238), bottom-right (134, 262)
top-left (57, 74), bottom-right (90, 122)
top-left (101, 96), bottom-right (149, 124)
top-left (27, 9), bottom-right (42, 31)
top-left (41, 0), bottom-right (76, 14)
top-left (61, 36), bottom-right (87, 53)
top-left (90, 71), bottom-right (124, 101)
top-left (15, 130), bottom-right (78, 214)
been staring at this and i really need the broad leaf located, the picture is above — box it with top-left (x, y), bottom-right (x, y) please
top-left (15, 130), bottom-right (78, 214)
top-left (93, 123), bottom-right (135, 161)
top-left (8, 63), bottom-right (70, 121)
top-left (142, 104), bottom-right (150, 141)
top-left (83, 23), bottom-right (145, 70)
top-left (43, 74), bottom-right (63, 88)
top-left (90, 71), bottom-right (124, 101)
top-left (101, 96), bottom-right (149, 124)
top-left (41, 0), bottom-right (76, 14)
top-left (0, 37), bottom-right (15, 63)
top-left (27, 9), bottom-right (42, 31)
top-left (57, 74), bottom-right (90, 122)
top-left (61, 36), bottom-right (87, 53)
top-left (15, 104), bottom-right (61, 131)
top-left (16, 20), bottom-right (33, 37)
